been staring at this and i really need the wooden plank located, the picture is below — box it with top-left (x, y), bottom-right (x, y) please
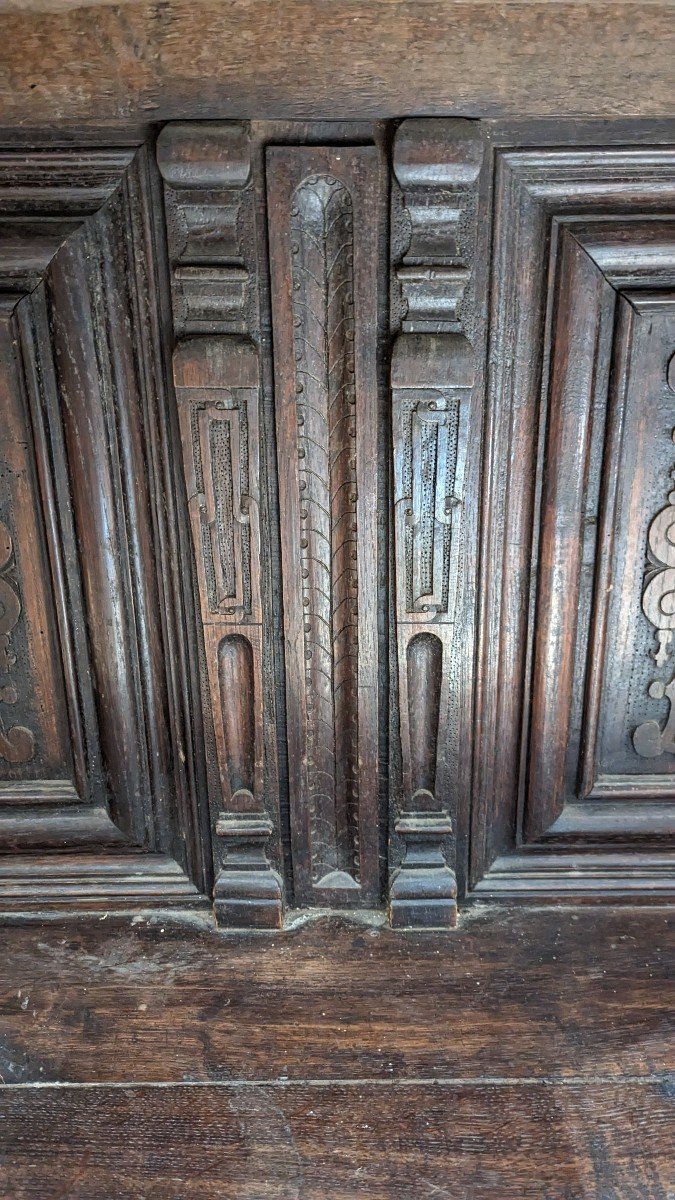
top-left (0, 3), bottom-right (674, 127)
top-left (0, 1080), bottom-right (672, 1198)
top-left (0, 909), bottom-right (671, 1084)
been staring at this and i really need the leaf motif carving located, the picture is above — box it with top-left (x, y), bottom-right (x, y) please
top-left (290, 175), bottom-right (359, 884)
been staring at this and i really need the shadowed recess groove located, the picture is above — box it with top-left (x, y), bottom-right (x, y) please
top-left (406, 632), bottom-right (443, 798)
top-left (218, 634), bottom-right (255, 798)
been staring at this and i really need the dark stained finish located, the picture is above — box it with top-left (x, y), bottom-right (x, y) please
top-left (389, 120), bottom-right (483, 927)
top-left (1, 3), bottom-right (674, 127)
top-left (473, 146), bottom-right (675, 900)
top-left (172, 335), bottom-right (283, 929)
top-left (0, 145), bottom-right (209, 906)
top-left (0, 910), bottom-right (671, 1085)
top-left (267, 146), bottom-right (384, 908)
top-left (0, 909), bottom-right (673, 1196)
top-left (2, 1080), bottom-right (673, 1199)
top-left (2, 123), bottom-right (675, 921)
top-left (1, 11), bottom-right (675, 1193)
top-left (0, 91), bottom-right (673, 1200)
top-left (160, 123), bottom-right (285, 928)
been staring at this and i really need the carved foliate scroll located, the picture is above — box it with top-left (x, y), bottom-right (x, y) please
top-left (634, 413), bottom-right (675, 759)
top-left (267, 146), bottom-right (382, 906)
top-left (159, 124), bottom-right (282, 928)
top-left (0, 521), bottom-right (35, 765)
top-left (390, 120), bottom-right (483, 928)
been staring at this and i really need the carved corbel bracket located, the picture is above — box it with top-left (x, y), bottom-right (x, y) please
top-left (391, 118), bottom-right (483, 335)
top-left (157, 122), bottom-right (254, 336)
top-left (389, 120), bottom-right (483, 929)
top-left (160, 125), bottom-right (283, 928)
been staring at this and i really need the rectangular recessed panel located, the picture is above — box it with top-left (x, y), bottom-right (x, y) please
top-left (0, 315), bottom-right (77, 802)
top-left (587, 294), bottom-right (675, 794)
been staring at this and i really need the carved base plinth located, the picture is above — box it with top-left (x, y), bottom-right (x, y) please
top-left (389, 806), bottom-right (457, 930)
top-left (213, 868), bottom-right (284, 930)
top-left (214, 804), bottom-right (283, 930)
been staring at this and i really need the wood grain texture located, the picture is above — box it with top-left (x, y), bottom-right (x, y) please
top-left (472, 146), bottom-right (675, 901)
top-left (0, 142), bottom-right (210, 908)
top-left (390, 120), bottom-right (483, 927)
top-left (0, 318), bottom-right (58, 779)
top-left (268, 146), bottom-right (383, 907)
top-left (1, 1079), bottom-right (673, 1199)
top-left (0, 3), bottom-right (674, 127)
top-left (161, 124), bottom-right (284, 927)
top-left (0, 909), bottom-right (671, 1085)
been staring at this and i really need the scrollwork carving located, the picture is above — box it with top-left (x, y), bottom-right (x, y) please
top-left (0, 520), bottom-right (35, 765)
top-left (634, 425), bottom-right (675, 757)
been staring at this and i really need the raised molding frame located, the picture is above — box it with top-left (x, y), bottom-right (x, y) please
top-left (472, 148), bottom-right (675, 903)
top-left (0, 144), bottom-right (210, 913)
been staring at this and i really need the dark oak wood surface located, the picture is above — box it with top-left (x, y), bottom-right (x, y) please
top-left (2, 121), bottom-right (675, 922)
top-left (0, 909), bottom-right (671, 1086)
top-left (2, 1080), bottom-right (672, 1199)
top-left (0, 26), bottom-right (673, 1190)
top-left (1, 2), bottom-right (674, 128)
top-left (0, 909), bottom-right (673, 1196)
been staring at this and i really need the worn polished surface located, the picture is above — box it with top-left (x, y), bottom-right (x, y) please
top-left (0, 906), bottom-right (673, 1196)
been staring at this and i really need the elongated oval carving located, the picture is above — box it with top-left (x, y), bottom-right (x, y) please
top-left (290, 174), bottom-right (359, 884)
top-left (218, 634), bottom-right (255, 798)
top-left (406, 632), bottom-right (443, 796)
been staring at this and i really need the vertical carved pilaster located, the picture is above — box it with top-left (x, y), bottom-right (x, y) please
top-left (267, 147), bottom-right (382, 906)
top-left (389, 120), bottom-right (483, 928)
top-left (158, 124), bottom-right (282, 928)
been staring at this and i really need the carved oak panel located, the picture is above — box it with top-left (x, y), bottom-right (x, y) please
top-left (158, 123), bottom-right (284, 928)
top-left (389, 121), bottom-right (484, 928)
top-left (0, 146), bottom-right (209, 912)
top-left (267, 146), bottom-right (383, 906)
top-left (472, 148), bottom-right (675, 902)
top-left (1, 123), bottom-right (674, 925)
